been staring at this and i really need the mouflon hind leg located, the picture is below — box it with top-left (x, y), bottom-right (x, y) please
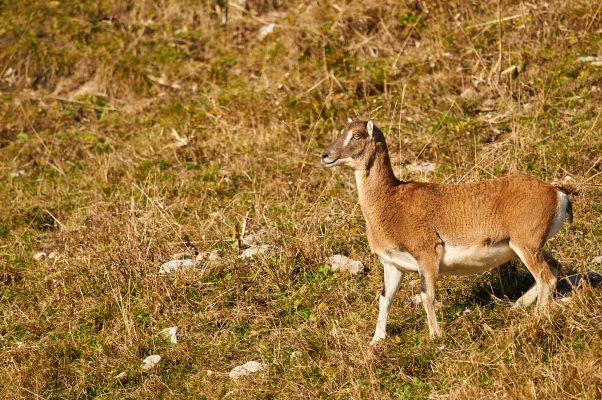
top-left (514, 249), bottom-right (562, 308)
top-left (509, 243), bottom-right (557, 311)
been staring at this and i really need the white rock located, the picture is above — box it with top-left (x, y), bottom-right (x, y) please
top-left (159, 259), bottom-right (195, 274)
top-left (141, 354), bottom-right (161, 371)
top-left (229, 361), bottom-right (266, 378)
top-left (170, 128), bottom-right (190, 147)
top-left (405, 162), bottom-right (437, 174)
top-left (159, 327), bottom-right (177, 344)
top-left (242, 232), bottom-right (263, 246)
top-left (239, 245), bottom-right (272, 259)
top-left (577, 55), bottom-right (599, 63)
top-left (592, 256), bottom-right (602, 265)
top-left (328, 255), bottom-right (364, 275)
top-left (10, 170), bottom-right (25, 178)
top-left (33, 252), bottom-right (47, 261)
top-left (115, 371), bottom-right (127, 380)
top-left (257, 23), bottom-right (275, 40)
top-left (460, 88), bottom-right (476, 99)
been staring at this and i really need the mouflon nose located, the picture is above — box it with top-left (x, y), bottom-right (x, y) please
top-left (321, 151), bottom-right (329, 159)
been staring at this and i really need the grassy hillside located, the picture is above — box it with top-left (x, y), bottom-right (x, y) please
top-left (1, 0), bottom-right (601, 398)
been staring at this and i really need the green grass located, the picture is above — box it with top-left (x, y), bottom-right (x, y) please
top-left (1, 0), bottom-right (601, 399)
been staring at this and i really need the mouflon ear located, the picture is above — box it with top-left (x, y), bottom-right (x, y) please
top-left (347, 116), bottom-right (353, 123)
top-left (367, 120), bottom-right (374, 137)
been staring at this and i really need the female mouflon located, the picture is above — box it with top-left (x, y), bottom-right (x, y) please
top-left (321, 118), bottom-right (572, 343)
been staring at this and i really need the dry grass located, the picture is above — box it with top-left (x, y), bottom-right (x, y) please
top-left (1, 0), bottom-right (601, 398)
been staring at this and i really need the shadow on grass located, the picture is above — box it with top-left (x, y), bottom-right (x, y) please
top-left (466, 262), bottom-right (602, 306)
top-left (467, 262), bottom-right (534, 305)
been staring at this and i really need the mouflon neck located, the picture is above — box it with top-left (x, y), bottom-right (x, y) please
top-left (354, 143), bottom-right (399, 212)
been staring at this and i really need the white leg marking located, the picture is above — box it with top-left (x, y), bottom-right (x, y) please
top-left (513, 284), bottom-right (538, 308)
top-left (371, 262), bottom-right (402, 345)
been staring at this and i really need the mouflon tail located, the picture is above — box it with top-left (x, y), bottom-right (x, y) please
top-left (566, 197), bottom-right (573, 224)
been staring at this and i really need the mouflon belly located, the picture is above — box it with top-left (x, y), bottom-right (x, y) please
top-left (439, 241), bottom-right (516, 276)
top-left (377, 241), bottom-right (517, 275)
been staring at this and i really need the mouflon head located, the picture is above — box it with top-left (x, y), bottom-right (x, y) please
top-left (321, 118), bottom-right (384, 171)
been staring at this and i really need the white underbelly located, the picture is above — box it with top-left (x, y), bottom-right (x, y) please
top-left (377, 242), bottom-right (516, 276)
top-left (440, 242), bottom-right (516, 275)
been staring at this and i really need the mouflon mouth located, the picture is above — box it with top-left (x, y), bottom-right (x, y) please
top-left (321, 157), bottom-right (340, 167)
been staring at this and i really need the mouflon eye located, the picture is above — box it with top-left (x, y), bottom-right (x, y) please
top-left (353, 133), bottom-right (362, 140)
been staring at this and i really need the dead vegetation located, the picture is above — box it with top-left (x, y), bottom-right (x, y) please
top-left (0, 0), bottom-right (601, 398)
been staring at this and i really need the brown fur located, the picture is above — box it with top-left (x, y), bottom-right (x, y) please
top-left (322, 119), bottom-right (572, 340)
